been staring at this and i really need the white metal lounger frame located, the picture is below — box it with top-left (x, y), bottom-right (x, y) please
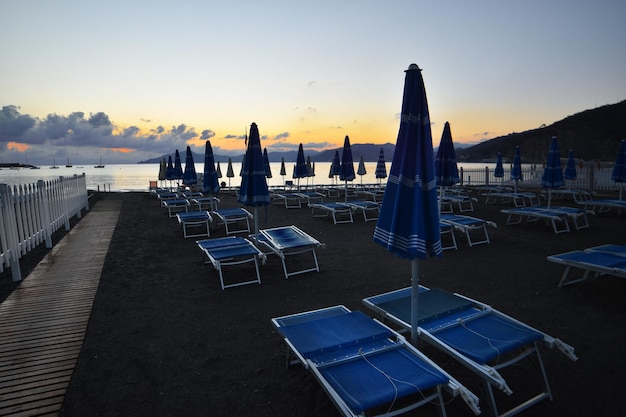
top-left (309, 203), bottom-right (354, 224)
top-left (363, 287), bottom-right (577, 417)
top-left (502, 208), bottom-right (569, 234)
top-left (176, 211), bottom-right (213, 238)
top-left (296, 192), bottom-right (325, 205)
top-left (211, 208), bottom-right (253, 235)
top-left (192, 196), bottom-right (220, 211)
top-left (271, 305), bottom-right (481, 417)
top-left (440, 222), bottom-right (458, 251)
top-left (440, 195), bottom-right (477, 213)
top-left (197, 237), bottom-right (264, 290)
top-left (273, 193), bottom-right (302, 208)
top-left (578, 199), bottom-right (626, 214)
top-left (257, 225), bottom-right (324, 279)
top-left (163, 199), bottom-right (190, 218)
top-left (346, 201), bottom-right (380, 222)
top-left (440, 215), bottom-right (496, 247)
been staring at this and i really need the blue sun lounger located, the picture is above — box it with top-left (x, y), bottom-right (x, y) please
top-left (191, 196), bottom-right (220, 211)
top-left (440, 214), bottom-right (496, 246)
top-left (547, 247), bottom-right (626, 287)
top-left (176, 210), bottom-right (213, 238)
top-left (578, 198), bottom-right (626, 214)
top-left (196, 236), bottom-right (264, 290)
top-left (309, 202), bottom-right (354, 224)
top-left (211, 207), bottom-right (252, 235)
top-left (271, 305), bottom-right (481, 417)
top-left (163, 198), bottom-right (190, 218)
top-left (363, 286), bottom-right (577, 417)
top-left (272, 192), bottom-right (303, 208)
top-left (296, 191), bottom-right (325, 205)
top-left (501, 206), bottom-right (591, 234)
top-left (346, 200), bottom-right (380, 222)
top-left (255, 225), bottom-right (324, 279)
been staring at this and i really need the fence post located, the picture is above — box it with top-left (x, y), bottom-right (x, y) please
top-left (0, 184), bottom-right (22, 281)
top-left (485, 166), bottom-right (490, 186)
top-left (38, 180), bottom-right (53, 248)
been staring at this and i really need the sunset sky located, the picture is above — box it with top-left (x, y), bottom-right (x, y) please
top-left (1, 0), bottom-right (624, 165)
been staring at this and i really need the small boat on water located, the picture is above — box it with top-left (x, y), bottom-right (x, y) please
top-left (95, 156), bottom-right (105, 168)
top-left (66, 155), bottom-right (72, 168)
top-left (51, 158), bottom-right (59, 169)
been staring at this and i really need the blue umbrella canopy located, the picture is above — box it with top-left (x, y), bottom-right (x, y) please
top-left (434, 121), bottom-right (460, 187)
top-left (340, 135), bottom-right (355, 202)
top-left (226, 157), bottom-right (234, 187)
top-left (165, 155), bottom-right (175, 180)
top-left (294, 143), bottom-right (308, 189)
top-left (373, 64), bottom-right (441, 344)
top-left (182, 146), bottom-right (198, 186)
top-left (216, 161), bottom-right (223, 179)
top-left (329, 150), bottom-right (341, 182)
top-left (158, 158), bottom-right (166, 181)
top-left (564, 149), bottom-right (577, 182)
top-left (202, 140), bottom-right (220, 195)
top-left (611, 140), bottom-right (626, 199)
top-left (173, 149), bottom-right (183, 180)
top-left (375, 148), bottom-right (387, 181)
top-left (263, 148), bottom-right (272, 178)
top-left (238, 122), bottom-right (270, 239)
top-left (280, 157), bottom-right (286, 176)
top-left (511, 146), bottom-right (522, 192)
top-left (357, 155), bottom-right (366, 185)
top-left (541, 136), bottom-right (564, 207)
top-left (494, 152), bottom-right (504, 179)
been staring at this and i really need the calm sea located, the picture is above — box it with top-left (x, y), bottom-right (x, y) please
top-left (0, 161), bottom-right (499, 192)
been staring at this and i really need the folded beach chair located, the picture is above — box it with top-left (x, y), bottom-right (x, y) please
top-left (191, 196), bottom-right (220, 211)
top-left (196, 236), bottom-right (264, 290)
top-left (271, 305), bottom-right (481, 417)
top-left (363, 286), bottom-right (577, 417)
top-left (440, 214), bottom-right (496, 246)
top-left (501, 206), bottom-right (591, 234)
top-left (309, 202), bottom-right (353, 224)
top-left (176, 211), bottom-right (212, 238)
top-left (272, 192), bottom-right (303, 208)
top-left (346, 200), bottom-right (380, 222)
top-left (163, 198), bottom-right (190, 218)
top-left (211, 207), bottom-right (252, 235)
top-left (547, 249), bottom-right (626, 287)
top-left (255, 225), bottom-right (323, 279)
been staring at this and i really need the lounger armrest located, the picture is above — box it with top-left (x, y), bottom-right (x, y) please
top-left (553, 338), bottom-right (578, 361)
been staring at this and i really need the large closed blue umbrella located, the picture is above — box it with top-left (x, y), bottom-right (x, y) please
top-left (329, 150), bottom-right (341, 184)
top-left (375, 148), bottom-right (387, 184)
top-left (238, 122), bottom-right (270, 241)
top-left (494, 152), bottom-right (504, 183)
top-left (541, 136), bottom-right (565, 208)
top-left (340, 135), bottom-right (355, 202)
top-left (357, 155), bottom-right (366, 185)
top-left (564, 149), bottom-right (577, 188)
top-left (611, 140), bottom-right (626, 200)
top-left (165, 155), bottom-right (175, 187)
top-left (158, 158), bottom-right (167, 185)
top-left (434, 121), bottom-right (460, 213)
top-left (373, 64), bottom-right (441, 344)
top-left (173, 149), bottom-right (184, 182)
top-left (202, 140), bottom-right (220, 196)
top-left (182, 146), bottom-right (198, 187)
top-left (511, 146), bottom-right (522, 192)
top-left (294, 143), bottom-right (308, 190)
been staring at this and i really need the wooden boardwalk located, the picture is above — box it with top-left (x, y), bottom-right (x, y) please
top-left (0, 199), bottom-right (121, 417)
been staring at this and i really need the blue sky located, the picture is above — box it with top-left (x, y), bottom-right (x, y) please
top-left (1, 0), bottom-right (624, 165)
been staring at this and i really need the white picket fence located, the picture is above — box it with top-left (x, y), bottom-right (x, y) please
top-left (0, 174), bottom-right (89, 281)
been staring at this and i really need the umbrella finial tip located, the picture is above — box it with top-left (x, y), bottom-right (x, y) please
top-left (407, 63), bottom-right (421, 71)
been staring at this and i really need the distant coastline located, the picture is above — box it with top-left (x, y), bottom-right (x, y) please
top-left (0, 163), bottom-right (38, 169)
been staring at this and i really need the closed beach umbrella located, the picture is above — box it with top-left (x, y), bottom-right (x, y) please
top-left (494, 152), bottom-right (504, 182)
top-left (238, 122), bottom-right (270, 241)
top-left (158, 158), bottom-right (166, 183)
top-left (373, 64), bottom-right (441, 344)
top-left (611, 140), bottom-right (626, 200)
top-left (182, 146), bottom-right (198, 187)
top-left (216, 161), bottom-right (223, 179)
top-left (165, 155), bottom-right (175, 187)
top-left (564, 149), bottom-right (577, 187)
top-left (357, 155), bottom-right (367, 185)
top-left (263, 148), bottom-right (272, 178)
top-left (340, 135), bottom-right (355, 202)
top-left (279, 157), bottom-right (286, 186)
top-left (511, 146), bottom-right (522, 192)
top-left (226, 158), bottom-right (234, 188)
top-left (434, 121), bottom-right (460, 213)
top-left (202, 140), bottom-right (220, 196)
top-left (329, 150), bottom-right (341, 184)
top-left (294, 143), bottom-right (308, 190)
top-left (375, 148), bottom-right (387, 183)
top-left (173, 149), bottom-right (183, 181)
top-left (541, 136), bottom-right (565, 208)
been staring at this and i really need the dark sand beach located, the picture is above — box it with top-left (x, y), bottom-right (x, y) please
top-left (3, 189), bottom-right (625, 416)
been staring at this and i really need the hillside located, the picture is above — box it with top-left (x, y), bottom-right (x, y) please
top-left (456, 100), bottom-right (626, 163)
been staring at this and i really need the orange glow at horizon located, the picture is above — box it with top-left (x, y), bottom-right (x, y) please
top-left (7, 142), bottom-right (31, 152)
top-left (109, 147), bottom-right (134, 153)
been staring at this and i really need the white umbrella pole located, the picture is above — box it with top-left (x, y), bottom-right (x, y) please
top-left (548, 189), bottom-right (552, 208)
top-left (411, 259), bottom-right (419, 345)
top-left (254, 207), bottom-right (259, 242)
top-left (344, 180), bottom-right (348, 203)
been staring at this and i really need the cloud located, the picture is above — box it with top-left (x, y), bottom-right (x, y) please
top-left (273, 132), bottom-right (290, 140)
top-left (0, 105), bottom-right (37, 142)
top-left (200, 129), bottom-right (215, 140)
